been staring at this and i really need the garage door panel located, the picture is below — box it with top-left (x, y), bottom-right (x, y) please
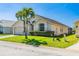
top-left (14, 27), bottom-right (24, 35)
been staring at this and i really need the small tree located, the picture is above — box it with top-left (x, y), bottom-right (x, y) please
top-left (63, 33), bottom-right (69, 42)
top-left (28, 20), bottom-right (36, 31)
top-left (16, 8), bottom-right (35, 39)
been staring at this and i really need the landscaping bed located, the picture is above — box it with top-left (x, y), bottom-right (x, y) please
top-left (0, 34), bottom-right (78, 48)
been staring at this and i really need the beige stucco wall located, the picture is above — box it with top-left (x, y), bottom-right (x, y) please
top-left (75, 22), bottom-right (79, 37)
top-left (13, 16), bottom-right (69, 35)
top-left (12, 21), bottom-right (31, 35)
top-left (46, 20), bottom-right (68, 35)
top-left (33, 18), bottom-right (48, 31)
top-left (33, 16), bottom-right (68, 35)
top-left (12, 21), bottom-right (24, 34)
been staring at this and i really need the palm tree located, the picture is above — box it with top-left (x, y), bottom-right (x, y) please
top-left (28, 20), bottom-right (35, 31)
top-left (16, 8), bottom-right (35, 39)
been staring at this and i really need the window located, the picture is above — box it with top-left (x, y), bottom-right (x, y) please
top-left (39, 23), bottom-right (45, 31)
top-left (60, 28), bottom-right (63, 32)
top-left (0, 25), bottom-right (3, 33)
top-left (76, 26), bottom-right (78, 28)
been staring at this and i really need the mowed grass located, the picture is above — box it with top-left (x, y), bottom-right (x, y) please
top-left (0, 34), bottom-right (78, 48)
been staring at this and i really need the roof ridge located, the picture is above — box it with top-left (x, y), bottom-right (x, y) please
top-left (36, 14), bottom-right (71, 28)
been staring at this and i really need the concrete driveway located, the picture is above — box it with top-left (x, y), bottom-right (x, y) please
top-left (0, 35), bottom-right (15, 38)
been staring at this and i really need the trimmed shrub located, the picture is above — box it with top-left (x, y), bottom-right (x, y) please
top-left (30, 31), bottom-right (54, 37)
top-left (24, 39), bottom-right (47, 47)
top-left (56, 38), bottom-right (60, 41)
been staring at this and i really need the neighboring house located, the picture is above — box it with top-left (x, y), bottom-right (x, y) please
top-left (12, 15), bottom-right (71, 36)
top-left (75, 21), bottom-right (79, 37)
top-left (0, 20), bottom-right (15, 34)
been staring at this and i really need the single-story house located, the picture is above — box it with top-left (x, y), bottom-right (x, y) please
top-left (12, 15), bottom-right (71, 36)
top-left (75, 20), bottom-right (79, 37)
top-left (0, 20), bottom-right (15, 34)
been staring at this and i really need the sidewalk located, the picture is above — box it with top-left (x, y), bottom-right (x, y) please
top-left (0, 35), bottom-right (15, 39)
top-left (66, 42), bottom-right (79, 51)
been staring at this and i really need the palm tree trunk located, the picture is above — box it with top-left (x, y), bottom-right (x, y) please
top-left (23, 20), bottom-right (28, 39)
top-left (31, 24), bottom-right (34, 31)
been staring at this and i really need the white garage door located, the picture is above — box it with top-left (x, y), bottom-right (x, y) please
top-left (14, 27), bottom-right (24, 35)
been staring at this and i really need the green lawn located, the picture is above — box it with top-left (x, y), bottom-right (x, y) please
top-left (0, 34), bottom-right (78, 48)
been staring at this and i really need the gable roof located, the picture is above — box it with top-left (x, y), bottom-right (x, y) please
top-left (0, 20), bottom-right (16, 27)
top-left (36, 15), bottom-right (70, 28)
top-left (75, 20), bottom-right (79, 24)
top-left (12, 15), bottom-right (70, 28)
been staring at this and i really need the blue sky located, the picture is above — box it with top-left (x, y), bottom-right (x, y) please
top-left (0, 3), bottom-right (79, 27)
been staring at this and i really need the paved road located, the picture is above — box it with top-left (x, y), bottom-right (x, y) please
top-left (0, 35), bottom-right (79, 56)
top-left (0, 41), bottom-right (79, 56)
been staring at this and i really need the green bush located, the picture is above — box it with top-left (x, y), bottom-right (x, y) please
top-left (41, 41), bottom-right (47, 45)
top-left (24, 39), bottom-right (47, 47)
top-left (30, 31), bottom-right (54, 37)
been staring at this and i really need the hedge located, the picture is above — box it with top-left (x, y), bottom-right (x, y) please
top-left (30, 31), bottom-right (54, 37)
